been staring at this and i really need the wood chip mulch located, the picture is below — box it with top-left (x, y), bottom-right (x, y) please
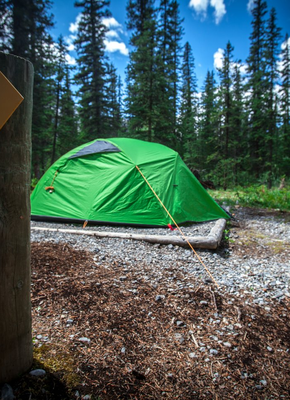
top-left (15, 241), bottom-right (290, 399)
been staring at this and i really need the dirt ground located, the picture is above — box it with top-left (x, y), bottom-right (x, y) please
top-left (11, 208), bottom-right (290, 400)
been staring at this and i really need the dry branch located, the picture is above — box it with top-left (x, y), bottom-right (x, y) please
top-left (31, 218), bottom-right (227, 249)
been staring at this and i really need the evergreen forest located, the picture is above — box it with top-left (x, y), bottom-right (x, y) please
top-left (0, 0), bottom-right (289, 189)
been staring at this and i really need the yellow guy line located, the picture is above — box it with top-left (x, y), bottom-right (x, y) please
top-left (136, 165), bottom-right (219, 289)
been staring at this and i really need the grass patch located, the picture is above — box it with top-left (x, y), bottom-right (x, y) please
top-left (209, 185), bottom-right (290, 211)
top-left (33, 344), bottom-right (80, 389)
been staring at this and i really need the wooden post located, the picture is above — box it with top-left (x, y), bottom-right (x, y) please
top-left (0, 52), bottom-right (34, 383)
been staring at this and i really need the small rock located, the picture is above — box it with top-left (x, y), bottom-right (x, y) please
top-left (267, 346), bottom-right (273, 352)
top-left (0, 383), bottom-right (15, 400)
top-left (209, 349), bottom-right (219, 355)
top-left (29, 369), bottom-right (46, 377)
top-left (155, 295), bottom-right (165, 301)
top-left (78, 337), bottom-right (91, 345)
top-left (174, 333), bottom-right (184, 344)
top-left (119, 276), bottom-right (127, 281)
top-left (273, 291), bottom-right (284, 299)
top-left (121, 347), bottom-right (126, 354)
top-left (200, 300), bottom-right (208, 305)
top-left (223, 342), bottom-right (232, 348)
top-left (176, 320), bottom-right (185, 327)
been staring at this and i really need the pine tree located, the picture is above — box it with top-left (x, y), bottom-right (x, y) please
top-left (57, 65), bottom-right (79, 157)
top-left (216, 41), bottom-right (235, 189)
top-left (155, 0), bottom-right (183, 148)
top-left (264, 7), bottom-right (282, 187)
top-left (103, 62), bottom-right (122, 136)
top-left (125, 0), bottom-right (157, 142)
top-left (51, 36), bottom-right (79, 164)
top-left (279, 33), bottom-right (290, 175)
top-left (246, 0), bottom-right (268, 178)
top-left (154, 0), bottom-right (174, 146)
top-left (179, 41), bottom-right (197, 166)
top-left (0, 0), bottom-right (12, 51)
top-left (74, 0), bottom-right (110, 141)
top-left (51, 35), bottom-right (67, 165)
top-left (231, 63), bottom-right (247, 185)
top-left (198, 71), bottom-right (219, 177)
top-left (0, 0), bottom-right (55, 177)
top-left (117, 75), bottom-right (126, 134)
top-left (169, 1), bottom-right (183, 139)
top-left (32, 46), bottom-right (56, 177)
top-left (11, 0), bottom-right (32, 57)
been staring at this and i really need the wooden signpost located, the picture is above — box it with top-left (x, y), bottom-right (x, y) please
top-left (0, 52), bottom-right (34, 384)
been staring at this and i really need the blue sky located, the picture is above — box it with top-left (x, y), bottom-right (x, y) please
top-left (50, 0), bottom-right (290, 89)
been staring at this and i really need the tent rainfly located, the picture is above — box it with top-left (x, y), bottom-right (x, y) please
top-left (31, 138), bottom-right (229, 226)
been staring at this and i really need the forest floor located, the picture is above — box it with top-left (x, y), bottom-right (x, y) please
top-left (10, 207), bottom-right (290, 400)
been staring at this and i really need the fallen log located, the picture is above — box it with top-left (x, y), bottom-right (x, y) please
top-left (31, 219), bottom-right (227, 250)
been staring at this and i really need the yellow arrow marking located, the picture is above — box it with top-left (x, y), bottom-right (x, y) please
top-left (0, 71), bottom-right (24, 130)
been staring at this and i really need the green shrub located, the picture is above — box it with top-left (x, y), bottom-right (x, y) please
top-left (209, 184), bottom-right (290, 211)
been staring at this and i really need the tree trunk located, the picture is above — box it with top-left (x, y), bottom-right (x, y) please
top-left (0, 52), bottom-right (34, 384)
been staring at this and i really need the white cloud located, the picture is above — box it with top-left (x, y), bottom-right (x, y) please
top-left (281, 36), bottom-right (290, 51)
top-left (197, 91), bottom-right (203, 100)
top-left (277, 36), bottom-right (290, 73)
top-left (247, 0), bottom-right (255, 13)
top-left (65, 35), bottom-right (76, 52)
top-left (65, 54), bottom-right (76, 65)
top-left (210, 0), bottom-right (226, 24)
top-left (104, 40), bottom-right (129, 56)
top-left (68, 14), bottom-right (128, 57)
top-left (213, 49), bottom-right (248, 75)
top-left (189, 0), bottom-right (209, 17)
top-left (214, 48), bottom-right (224, 69)
top-left (103, 17), bottom-right (122, 30)
top-left (106, 30), bottom-right (120, 40)
top-left (231, 61), bottom-right (248, 76)
top-left (189, 0), bottom-right (226, 24)
top-left (69, 14), bottom-right (82, 33)
top-left (103, 17), bottom-right (128, 56)
top-left (238, 63), bottom-right (247, 75)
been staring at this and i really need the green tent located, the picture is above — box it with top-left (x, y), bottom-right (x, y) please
top-left (31, 138), bottom-right (229, 226)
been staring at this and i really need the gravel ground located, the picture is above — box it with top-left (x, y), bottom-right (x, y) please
top-left (9, 206), bottom-right (288, 399)
top-left (30, 207), bottom-right (290, 308)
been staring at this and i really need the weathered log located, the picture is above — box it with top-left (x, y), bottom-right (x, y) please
top-left (31, 219), bottom-right (226, 250)
top-left (0, 52), bottom-right (34, 383)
